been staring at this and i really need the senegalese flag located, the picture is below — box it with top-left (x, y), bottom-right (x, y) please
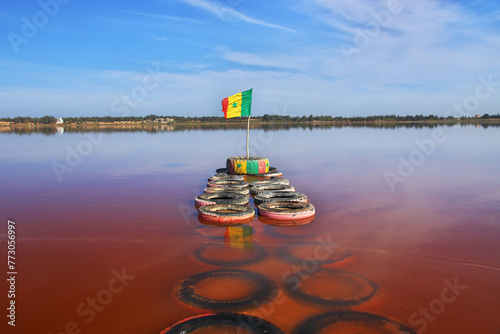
top-left (222, 88), bottom-right (252, 119)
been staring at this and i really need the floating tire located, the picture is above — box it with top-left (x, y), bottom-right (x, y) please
top-left (208, 175), bottom-right (244, 182)
top-left (250, 178), bottom-right (289, 187)
top-left (198, 216), bottom-right (253, 227)
top-left (258, 202), bottom-right (315, 220)
top-left (283, 268), bottom-right (378, 307)
top-left (254, 191), bottom-right (307, 206)
top-left (216, 168), bottom-right (228, 174)
top-left (227, 156), bottom-right (269, 175)
top-left (195, 192), bottom-right (248, 207)
top-left (193, 244), bottom-right (268, 267)
top-left (175, 269), bottom-right (276, 311)
top-left (292, 311), bottom-right (416, 334)
top-left (274, 242), bottom-right (352, 265)
top-left (204, 187), bottom-right (249, 195)
top-left (198, 204), bottom-right (255, 222)
top-left (259, 215), bottom-right (315, 227)
top-left (250, 184), bottom-right (295, 196)
top-left (252, 167), bottom-right (283, 178)
top-left (207, 180), bottom-right (249, 189)
top-left (161, 313), bottom-right (284, 334)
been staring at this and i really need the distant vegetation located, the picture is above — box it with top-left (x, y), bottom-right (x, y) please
top-left (1, 113), bottom-right (499, 125)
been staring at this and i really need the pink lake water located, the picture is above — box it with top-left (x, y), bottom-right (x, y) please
top-left (1, 124), bottom-right (499, 334)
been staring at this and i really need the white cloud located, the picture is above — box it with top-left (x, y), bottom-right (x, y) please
top-left (3, 64), bottom-right (500, 119)
top-left (112, 9), bottom-right (200, 23)
top-left (2, 1), bottom-right (500, 118)
top-left (178, 0), bottom-right (296, 32)
top-left (216, 46), bottom-right (308, 70)
top-left (296, 0), bottom-right (500, 85)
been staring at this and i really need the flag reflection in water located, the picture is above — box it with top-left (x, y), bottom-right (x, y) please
top-left (225, 226), bottom-right (253, 250)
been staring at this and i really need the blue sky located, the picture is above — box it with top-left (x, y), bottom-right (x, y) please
top-left (1, 0), bottom-right (499, 118)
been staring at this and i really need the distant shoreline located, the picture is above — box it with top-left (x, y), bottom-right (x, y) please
top-left (1, 118), bottom-right (500, 128)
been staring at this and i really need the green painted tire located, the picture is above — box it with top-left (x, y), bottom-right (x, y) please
top-left (227, 156), bottom-right (269, 175)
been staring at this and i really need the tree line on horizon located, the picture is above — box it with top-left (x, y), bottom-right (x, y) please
top-left (1, 113), bottom-right (499, 124)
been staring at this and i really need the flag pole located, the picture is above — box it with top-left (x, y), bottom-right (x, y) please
top-left (246, 115), bottom-right (250, 159)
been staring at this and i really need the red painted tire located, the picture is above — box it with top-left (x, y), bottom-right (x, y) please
top-left (198, 204), bottom-right (255, 222)
top-left (258, 215), bottom-right (315, 227)
top-left (250, 184), bottom-right (295, 196)
top-left (258, 202), bottom-right (315, 220)
top-left (250, 178), bottom-right (289, 187)
top-left (204, 187), bottom-right (249, 195)
top-left (198, 216), bottom-right (254, 227)
top-left (254, 191), bottom-right (307, 206)
top-left (207, 180), bottom-right (249, 189)
top-left (208, 174), bottom-right (244, 182)
top-left (227, 156), bottom-right (269, 175)
top-left (195, 192), bottom-right (249, 207)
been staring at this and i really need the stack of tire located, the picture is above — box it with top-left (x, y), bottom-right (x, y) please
top-left (194, 156), bottom-right (315, 225)
top-left (225, 156), bottom-right (315, 222)
top-left (250, 177), bottom-right (316, 225)
top-left (195, 174), bottom-right (254, 225)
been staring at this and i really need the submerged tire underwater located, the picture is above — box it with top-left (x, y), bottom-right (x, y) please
top-left (258, 202), bottom-right (315, 220)
top-left (292, 311), bottom-right (416, 334)
top-left (283, 268), bottom-right (378, 308)
top-left (175, 269), bottom-right (276, 311)
top-left (194, 192), bottom-right (249, 207)
top-left (193, 243), bottom-right (268, 267)
top-left (161, 313), bottom-right (284, 334)
top-left (274, 242), bottom-right (352, 265)
top-left (254, 191), bottom-right (307, 206)
top-left (226, 156), bottom-right (269, 175)
top-left (198, 204), bottom-right (255, 222)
